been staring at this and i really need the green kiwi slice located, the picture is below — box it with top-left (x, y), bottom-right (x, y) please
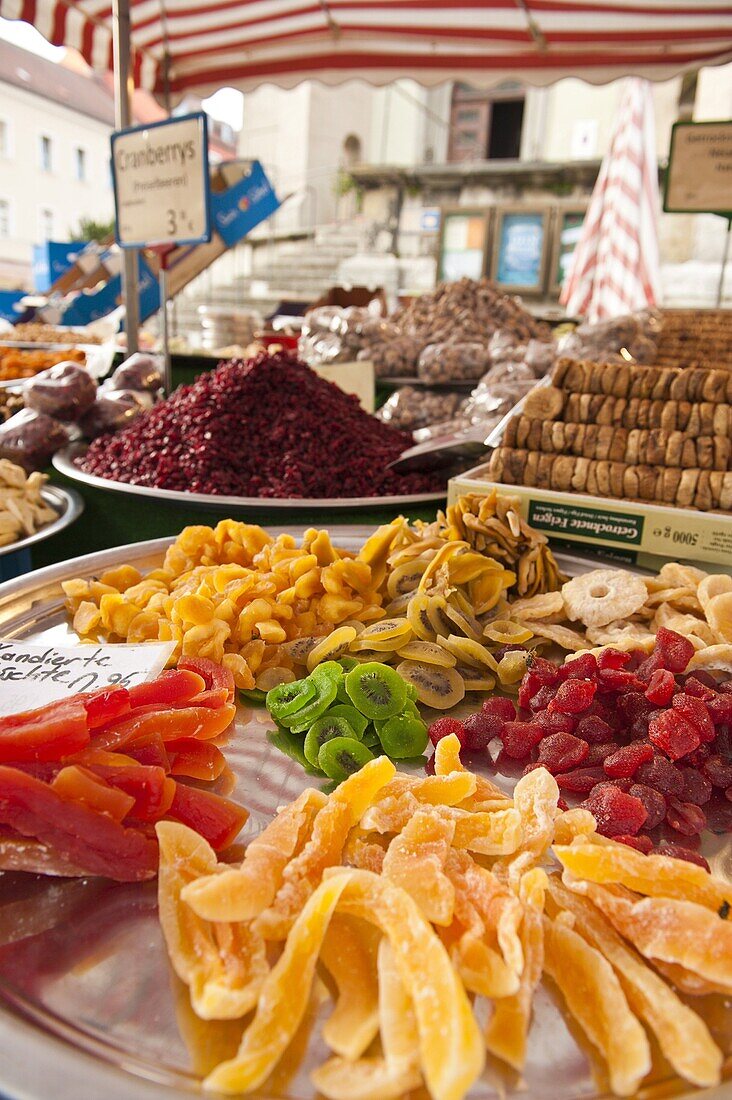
top-left (337, 656), bottom-right (359, 673)
top-left (377, 714), bottom-right (429, 759)
top-left (345, 662), bottom-right (407, 720)
top-left (268, 726), bottom-right (320, 773)
top-left (318, 736), bottom-right (375, 782)
top-left (361, 728), bottom-right (381, 750)
top-left (266, 678), bottom-right (315, 720)
top-left (281, 664), bottom-right (342, 733)
top-left (239, 687), bottom-right (267, 706)
top-left (304, 715), bottom-right (358, 766)
top-left (325, 704), bottom-right (369, 738)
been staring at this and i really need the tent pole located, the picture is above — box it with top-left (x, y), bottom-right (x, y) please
top-left (112, 0), bottom-right (140, 355)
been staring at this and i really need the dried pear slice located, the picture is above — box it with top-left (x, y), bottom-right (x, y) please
top-left (157, 822), bottom-right (268, 1021)
top-left (182, 788), bottom-right (327, 922)
top-left (406, 594), bottom-right (437, 642)
top-left (320, 914), bottom-right (380, 1060)
top-left (395, 660), bottom-right (465, 710)
top-left (437, 634), bottom-right (499, 673)
top-left (553, 841), bottom-right (732, 912)
top-left (307, 626), bottom-right (359, 672)
top-left (350, 618), bottom-right (412, 653)
top-left (543, 914), bottom-right (651, 1097)
top-left (204, 871), bottom-right (354, 1093)
top-left (395, 639), bottom-right (457, 667)
top-left (546, 878), bottom-right (722, 1088)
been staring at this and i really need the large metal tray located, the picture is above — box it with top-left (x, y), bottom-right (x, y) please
top-left (0, 486), bottom-right (83, 559)
top-left (53, 445), bottom-right (448, 511)
top-left (0, 531), bottom-right (729, 1100)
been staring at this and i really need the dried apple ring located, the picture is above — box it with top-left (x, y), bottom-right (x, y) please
top-left (483, 620), bottom-right (534, 645)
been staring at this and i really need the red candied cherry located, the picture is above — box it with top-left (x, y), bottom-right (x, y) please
top-left (462, 712), bottom-right (499, 752)
top-left (500, 720), bottom-right (545, 760)
top-left (671, 694), bottom-right (715, 743)
top-left (629, 783), bottom-right (667, 829)
top-left (648, 711), bottom-right (701, 761)
top-left (482, 696), bottom-right (517, 722)
top-left (428, 716), bottom-right (465, 747)
top-left (562, 653), bottom-right (598, 681)
top-left (635, 754), bottom-right (685, 797)
top-left (556, 766), bottom-right (607, 793)
top-left (537, 732), bottom-right (589, 774)
top-left (597, 648), bottom-right (632, 671)
top-left (583, 783), bottom-right (648, 837)
top-left (655, 628), bottom-right (695, 674)
top-left (656, 843), bottom-right (710, 871)
top-left (615, 833), bottom-right (654, 854)
top-left (644, 669), bottom-right (676, 707)
top-left (665, 798), bottom-right (706, 836)
top-left (703, 754), bottom-right (732, 789)
top-left (574, 714), bottom-right (613, 744)
top-left (548, 679), bottom-right (597, 716)
top-left (679, 767), bottom-right (712, 806)
top-left (603, 741), bottom-right (654, 779)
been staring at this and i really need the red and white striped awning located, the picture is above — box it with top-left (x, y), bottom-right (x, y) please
top-left (1, 0), bottom-right (732, 100)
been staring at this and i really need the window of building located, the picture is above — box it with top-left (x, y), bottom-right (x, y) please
top-left (75, 147), bottom-right (87, 182)
top-left (39, 135), bottom-right (53, 172)
top-left (488, 100), bottom-right (525, 160)
top-left (39, 207), bottom-right (54, 241)
top-left (0, 200), bottom-right (10, 239)
top-left (448, 87), bottom-right (525, 163)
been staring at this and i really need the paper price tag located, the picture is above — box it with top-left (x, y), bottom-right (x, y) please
top-left (0, 640), bottom-right (175, 715)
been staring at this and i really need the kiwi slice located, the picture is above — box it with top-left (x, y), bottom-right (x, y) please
top-left (282, 663), bottom-right (342, 733)
top-left (337, 656), bottom-right (359, 673)
top-left (377, 714), bottom-right (429, 759)
top-left (265, 678), bottom-right (315, 719)
top-left (239, 687), bottom-right (267, 706)
top-left (318, 736), bottom-right (374, 782)
top-left (345, 662), bottom-right (407, 720)
top-left (325, 704), bottom-right (369, 738)
top-left (268, 726), bottom-right (320, 773)
top-left (304, 715), bottom-right (358, 766)
top-left (395, 659), bottom-right (465, 710)
top-left (361, 728), bottom-right (382, 750)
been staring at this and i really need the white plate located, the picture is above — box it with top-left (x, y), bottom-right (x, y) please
top-left (0, 485), bottom-right (83, 558)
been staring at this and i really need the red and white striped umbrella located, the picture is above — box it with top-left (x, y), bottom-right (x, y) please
top-left (0, 1), bottom-right (731, 100)
top-left (560, 77), bottom-right (662, 322)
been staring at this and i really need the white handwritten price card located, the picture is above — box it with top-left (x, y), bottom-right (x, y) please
top-left (0, 640), bottom-right (175, 715)
top-left (111, 111), bottom-right (211, 248)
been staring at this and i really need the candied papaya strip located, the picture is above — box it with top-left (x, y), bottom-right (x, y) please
top-left (485, 869), bottom-right (547, 1072)
top-left (203, 870), bottom-right (354, 1093)
top-left (542, 914), bottom-right (651, 1097)
top-left (122, 732), bottom-right (170, 771)
top-left (445, 848), bottom-right (524, 979)
top-left (0, 765), bottom-right (157, 881)
top-left (157, 821), bottom-right (268, 1021)
top-left (87, 763), bottom-right (175, 823)
top-left (451, 932), bottom-right (520, 999)
top-left (92, 704), bottom-right (236, 751)
top-left (128, 668), bottom-right (207, 708)
top-left (183, 789), bottom-right (327, 922)
top-left (82, 685), bottom-right (131, 728)
top-left (166, 738), bottom-right (226, 782)
top-left (381, 809), bottom-right (455, 925)
top-left (651, 960), bottom-right (732, 998)
top-left (255, 757), bottom-right (395, 940)
top-left (51, 766), bottom-right (135, 822)
top-left (553, 841), bottom-right (731, 913)
top-left (178, 657), bottom-right (235, 702)
top-left (546, 877), bottom-right (722, 1088)
top-left (377, 938), bottom-right (419, 1069)
top-left (566, 878), bottom-right (732, 992)
top-left (0, 698), bottom-right (89, 763)
top-left (320, 913), bottom-right (380, 1060)
top-left (335, 869), bottom-right (485, 1100)
top-left (166, 783), bottom-right (248, 852)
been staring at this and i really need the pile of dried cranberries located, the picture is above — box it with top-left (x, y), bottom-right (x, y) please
top-left (430, 628), bottom-right (732, 866)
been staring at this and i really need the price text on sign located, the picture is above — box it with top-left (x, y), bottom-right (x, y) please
top-left (664, 120), bottom-right (732, 216)
top-left (111, 112), bottom-right (211, 248)
top-left (0, 640), bottom-right (175, 714)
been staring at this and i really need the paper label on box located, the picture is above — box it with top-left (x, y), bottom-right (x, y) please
top-left (0, 640), bottom-right (175, 715)
top-left (527, 501), bottom-right (644, 545)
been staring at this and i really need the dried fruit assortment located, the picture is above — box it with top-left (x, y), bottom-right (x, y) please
top-left (80, 351), bottom-right (442, 498)
top-left (0, 346), bottom-right (86, 382)
top-left (0, 459), bottom-right (58, 547)
top-left (265, 660), bottom-right (428, 778)
top-left (158, 739), bottom-right (728, 1098)
top-left (5, 323), bottom-right (103, 345)
top-left (487, 356), bottom-right (732, 510)
top-left (0, 659), bottom-right (245, 880)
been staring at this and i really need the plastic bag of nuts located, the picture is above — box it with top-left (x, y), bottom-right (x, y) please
top-left (417, 341), bottom-right (492, 383)
top-left (375, 386), bottom-right (466, 432)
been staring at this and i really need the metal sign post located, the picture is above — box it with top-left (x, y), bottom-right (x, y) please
top-left (110, 111), bottom-right (211, 393)
top-left (111, 0), bottom-right (140, 355)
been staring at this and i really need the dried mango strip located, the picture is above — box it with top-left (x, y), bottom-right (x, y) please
top-left (553, 841), bottom-right (731, 913)
top-left (336, 869), bottom-right (485, 1100)
top-left (485, 869), bottom-right (547, 1071)
top-left (494, 767), bottom-right (561, 886)
top-left (256, 758), bottom-right (395, 939)
top-left (320, 914), bottom-right (380, 1060)
top-left (156, 822), bottom-right (267, 1021)
top-left (446, 849), bottom-right (524, 983)
top-left (433, 734), bottom-right (509, 803)
top-left (382, 809), bottom-right (456, 925)
top-left (543, 915), bottom-right (651, 1097)
top-left (182, 788), bottom-right (327, 921)
top-left (378, 770), bottom-right (477, 807)
top-left (565, 879), bottom-right (732, 991)
top-left (204, 870), bottom-right (354, 1094)
top-left (546, 878), bottom-right (722, 1088)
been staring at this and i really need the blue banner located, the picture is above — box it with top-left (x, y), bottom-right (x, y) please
top-left (211, 161), bottom-right (280, 247)
top-left (32, 240), bottom-right (90, 292)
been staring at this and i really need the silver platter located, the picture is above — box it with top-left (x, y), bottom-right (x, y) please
top-left (53, 444), bottom-right (448, 511)
top-left (0, 486), bottom-right (83, 559)
top-left (0, 531), bottom-right (728, 1100)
